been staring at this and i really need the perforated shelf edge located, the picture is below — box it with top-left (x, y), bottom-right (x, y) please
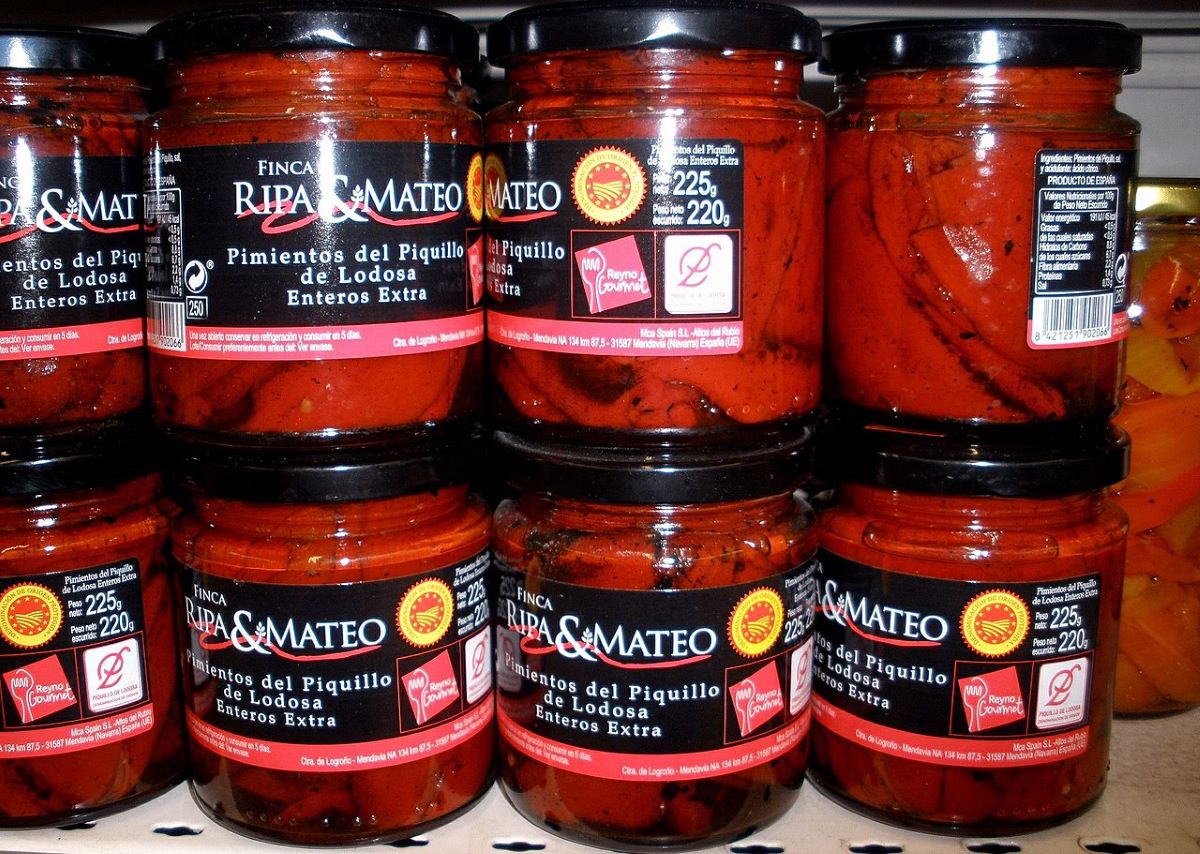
top-left (1, 709), bottom-right (1196, 854)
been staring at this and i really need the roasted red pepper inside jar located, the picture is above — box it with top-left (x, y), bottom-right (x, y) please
top-left (823, 20), bottom-right (1141, 426)
top-left (0, 459), bottom-right (183, 827)
top-left (485, 1), bottom-right (824, 437)
top-left (0, 28), bottom-right (146, 431)
top-left (173, 475), bottom-right (493, 845)
top-left (809, 424), bottom-right (1128, 834)
top-left (145, 6), bottom-right (482, 443)
top-left (492, 431), bottom-right (817, 851)
top-left (1113, 180), bottom-right (1200, 714)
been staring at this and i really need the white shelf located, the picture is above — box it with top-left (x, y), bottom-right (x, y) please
top-left (2, 708), bottom-right (1196, 853)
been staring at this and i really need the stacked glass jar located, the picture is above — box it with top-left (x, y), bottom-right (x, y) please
top-left (1113, 179), bottom-right (1200, 715)
top-left (483, 1), bottom-right (826, 849)
top-left (143, 3), bottom-right (494, 845)
top-left (0, 27), bottom-right (186, 828)
top-left (815, 19), bottom-right (1141, 834)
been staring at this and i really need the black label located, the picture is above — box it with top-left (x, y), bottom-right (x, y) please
top-left (0, 156), bottom-right (143, 350)
top-left (1028, 148), bottom-right (1136, 348)
top-left (0, 560), bottom-right (153, 755)
top-left (180, 552), bottom-right (492, 771)
top-left (486, 138), bottom-right (747, 357)
top-left (813, 549), bottom-right (1104, 767)
top-left (144, 142), bottom-right (484, 359)
top-left (496, 559), bottom-right (815, 780)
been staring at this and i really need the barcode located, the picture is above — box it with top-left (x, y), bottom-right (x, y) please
top-left (1031, 293), bottom-right (1113, 345)
top-left (147, 298), bottom-right (187, 352)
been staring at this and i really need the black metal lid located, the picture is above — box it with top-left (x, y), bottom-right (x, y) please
top-left (822, 18), bottom-right (1142, 75)
top-left (493, 425), bottom-right (814, 505)
top-left (821, 416), bottom-right (1129, 497)
top-left (0, 421), bottom-right (154, 497)
top-left (164, 423), bottom-right (482, 504)
top-left (487, 0), bottom-right (822, 67)
top-left (148, 2), bottom-right (480, 68)
top-left (0, 26), bottom-right (143, 76)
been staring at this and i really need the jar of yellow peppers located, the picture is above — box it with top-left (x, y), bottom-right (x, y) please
top-left (1114, 178), bottom-right (1200, 714)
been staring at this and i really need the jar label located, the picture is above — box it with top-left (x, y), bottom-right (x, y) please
top-left (0, 156), bottom-right (144, 359)
top-left (495, 558), bottom-right (816, 781)
top-left (179, 552), bottom-right (492, 772)
top-left (813, 549), bottom-right (1103, 768)
top-left (0, 559), bottom-right (154, 756)
top-left (485, 138), bottom-right (746, 356)
top-left (144, 142), bottom-right (484, 360)
top-left (1027, 148), bottom-right (1136, 349)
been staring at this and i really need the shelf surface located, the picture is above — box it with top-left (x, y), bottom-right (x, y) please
top-left (1, 707), bottom-right (1196, 854)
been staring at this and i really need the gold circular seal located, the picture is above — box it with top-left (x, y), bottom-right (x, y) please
top-left (961, 590), bottom-right (1031, 657)
top-left (0, 583), bottom-right (64, 649)
top-left (396, 579), bottom-right (455, 648)
top-left (466, 152), bottom-right (485, 223)
top-left (572, 147), bottom-right (647, 225)
top-left (483, 153), bottom-right (507, 222)
top-left (728, 588), bottom-right (784, 658)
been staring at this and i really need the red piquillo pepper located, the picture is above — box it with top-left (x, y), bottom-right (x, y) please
top-left (1112, 179), bottom-right (1200, 714)
top-left (171, 440), bottom-right (493, 845)
top-left (484, 1), bottom-right (824, 438)
top-left (0, 430), bottom-right (183, 827)
top-left (810, 420), bottom-right (1128, 833)
top-left (0, 28), bottom-right (146, 431)
top-left (822, 20), bottom-right (1141, 427)
top-left (144, 6), bottom-right (483, 445)
top-left (492, 431), bottom-right (818, 850)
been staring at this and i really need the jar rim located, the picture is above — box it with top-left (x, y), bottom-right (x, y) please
top-left (819, 412), bottom-right (1129, 497)
top-left (493, 424), bottom-right (814, 505)
top-left (821, 18), bottom-right (1142, 76)
top-left (0, 420), bottom-right (153, 496)
top-left (487, 0), bottom-right (821, 68)
top-left (163, 421), bottom-right (482, 504)
top-left (0, 26), bottom-right (143, 77)
top-left (148, 2), bottom-right (480, 69)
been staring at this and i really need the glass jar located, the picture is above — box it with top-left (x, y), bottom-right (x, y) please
top-left (0, 428), bottom-right (183, 827)
top-left (170, 436), bottom-right (494, 845)
top-left (822, 20), bottom-right (1141, 429)
top-left (0, 28), bottom-right (147, 432)
top-left (144, 4), bottom-right (483, 449)
top-left (810, 420), bottom-right (1128, 834)
top-left (492, 431), bottom-right (818, 851)
top-left (1113, 178), bottom-right (1200, 714)
top-left (484, 1), bottom-right (825, 442)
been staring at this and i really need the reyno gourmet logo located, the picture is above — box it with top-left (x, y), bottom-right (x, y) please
top-left (4, 655), bottom-right (77, 724)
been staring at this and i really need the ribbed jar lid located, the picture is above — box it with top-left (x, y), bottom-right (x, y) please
top-left (0, 26), bottom-right (143, 76)
top-left (822, 18), bottom-right (1141, 75)
top-left (165, 422), bottom-right (482, 504)
top-left (493, 424), bottom-right (814, 505)
top-left (488, 0), bottom-right (821, 67)
top-left (0, 421), bottom-right (153, 496)
top-left (820, 415), bottom-right (1129, 497)
top-left (149, 2), bottom-right (480, 67)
